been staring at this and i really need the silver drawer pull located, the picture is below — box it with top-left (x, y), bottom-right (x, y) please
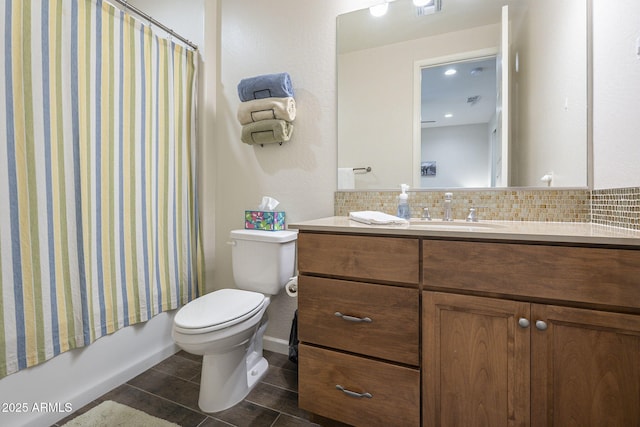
top-left (334, 312), bottom-right (372, 323)
top-left (336, 384), bottom-right (373, 399)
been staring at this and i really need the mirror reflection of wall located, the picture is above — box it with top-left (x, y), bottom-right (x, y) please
top-left (337, 0), bottom-right (589, 190)
top-left (509, 0), bottom-right (588, 188)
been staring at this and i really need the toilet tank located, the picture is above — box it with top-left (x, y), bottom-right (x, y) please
top-left (230, 229), bottom-right (298, 295)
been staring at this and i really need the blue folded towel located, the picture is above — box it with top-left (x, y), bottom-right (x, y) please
top-left (237, 72), bottom-right (294, 102)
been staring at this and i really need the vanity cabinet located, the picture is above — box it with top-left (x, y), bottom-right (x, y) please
top-left (423, 240), bottom-right (640, 427)
top-left (297, 232), bottom-right (421, 427)
top-left (295, 227), bottom-right (640, 426)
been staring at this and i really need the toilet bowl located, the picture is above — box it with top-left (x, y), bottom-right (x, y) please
top-left (172, 288), bottom-right (270, 412)
top-left (172, 229), bottom-right (297, 413)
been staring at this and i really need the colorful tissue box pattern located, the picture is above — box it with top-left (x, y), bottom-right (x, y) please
top-left (245, 210), bottom-right (286, 231)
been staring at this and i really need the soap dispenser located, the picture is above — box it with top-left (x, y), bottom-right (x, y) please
top-left (397, 184), bottom-right (411, 220)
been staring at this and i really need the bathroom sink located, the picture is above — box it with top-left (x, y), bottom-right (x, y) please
top-left (409, 219), bottom-right (505, 231)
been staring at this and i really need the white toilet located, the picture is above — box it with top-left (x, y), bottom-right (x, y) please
top-left (172, 229), bottom-right (298, 413)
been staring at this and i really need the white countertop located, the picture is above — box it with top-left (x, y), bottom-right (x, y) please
top-left (289, 216), bottom-right (640, 247)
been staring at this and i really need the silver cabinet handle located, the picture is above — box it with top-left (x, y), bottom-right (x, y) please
top-left (535, 320), bottom-right (548, 331)
top-left (336, 385), bottom-right (373, 399)
top-left (518, 318), bottom-right (530, 328)
top-left (334, 312), bottom-right (372, 323)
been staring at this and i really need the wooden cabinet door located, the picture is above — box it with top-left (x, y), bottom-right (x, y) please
top-left (531, 304), bottom-right (640, 427)
top-left (423, 292), bottom-right (531, 427)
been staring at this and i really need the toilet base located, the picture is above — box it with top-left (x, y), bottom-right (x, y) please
top-left (197, 317), bottom-right (270, 413)
top-left (198, 349), bottom-right (269, 413)
top-left (246, 351), bottom-right (269, 390)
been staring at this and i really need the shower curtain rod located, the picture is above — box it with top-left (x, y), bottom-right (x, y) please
top-left (108, 0), bottom-right (198, 50)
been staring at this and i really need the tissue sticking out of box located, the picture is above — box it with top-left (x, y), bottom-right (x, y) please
top-left (245, 196), bottom-right (285, 231)
top-left (258, 196), bottom-right (279, 211)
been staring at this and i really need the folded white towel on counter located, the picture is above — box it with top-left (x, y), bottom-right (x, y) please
top-left (349, 211), bottom-right (408, 225)
top-left (237, 97), bottom-right (296, 125)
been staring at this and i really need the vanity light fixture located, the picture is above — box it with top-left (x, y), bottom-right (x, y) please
top-left (370, 2), bottom-right (389, 17)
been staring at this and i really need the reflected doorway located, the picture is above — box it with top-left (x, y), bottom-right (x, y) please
top-left (420, 56), bottom-right (499, 188)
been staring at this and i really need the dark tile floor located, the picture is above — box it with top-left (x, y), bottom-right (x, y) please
top-left (53, 350), bottom-right (321, 427)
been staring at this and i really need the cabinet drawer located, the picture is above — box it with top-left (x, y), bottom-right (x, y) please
top-left (299, 344), bottom-right (420, 427)
top-left (424, 240), bottom-right (640, 311)
top-left (298, 275), bottom-right (419, 365)
top-left (298, 232), bottom-right (419, 285)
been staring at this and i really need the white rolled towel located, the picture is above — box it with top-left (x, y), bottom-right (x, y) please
top-left (237, 97), bottom-right (296, 125)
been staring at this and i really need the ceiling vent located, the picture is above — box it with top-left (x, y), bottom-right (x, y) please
top-left (415, 0), bottom-right (442, 16)
top-left (467, 95), bottom-right (481, 106)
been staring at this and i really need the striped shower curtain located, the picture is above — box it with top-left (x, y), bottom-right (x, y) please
top-left (0, 0), bottom-right (202, 378)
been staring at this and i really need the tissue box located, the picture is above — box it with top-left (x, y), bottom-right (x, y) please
top-left (245, 210), bottom-right (286, 231)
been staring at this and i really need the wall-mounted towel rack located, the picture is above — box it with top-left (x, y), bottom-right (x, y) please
top-left (353, 167), bottom-right (372, 174)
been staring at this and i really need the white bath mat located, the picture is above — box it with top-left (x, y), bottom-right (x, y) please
top-left (61, 400), bottom-right (181, 427)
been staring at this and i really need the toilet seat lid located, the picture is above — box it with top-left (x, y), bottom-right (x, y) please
top-left (174, 289), bottom-right (265, 330)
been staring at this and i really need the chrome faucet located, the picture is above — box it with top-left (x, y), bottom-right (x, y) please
top-left (443, 192), bottom-right (453, 221)
top-left (466, 206), bottom-right (487, 222)
top-left (421, 207), bottom-right (432, 220)
top-left (466, 208), bottom-right (478, 222)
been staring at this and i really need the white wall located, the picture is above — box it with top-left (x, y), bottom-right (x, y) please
top-left (421, 124), bottom-right (491, 188)
top-left (593, 0), bottom-right (640, 189)
top-left (338, 24), bottom-right (500, 189)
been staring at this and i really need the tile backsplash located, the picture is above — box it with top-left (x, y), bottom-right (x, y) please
top-left (592, 187), bottom-right (640, 230)
top-left (334, 187), bottom-right (640, 231)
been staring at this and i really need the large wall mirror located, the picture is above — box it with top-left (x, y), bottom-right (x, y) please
top-left (337, 0), bottom-right (590, 190)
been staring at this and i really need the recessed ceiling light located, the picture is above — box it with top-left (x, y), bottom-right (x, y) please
top-left (444, 68), bottom-right (457, 76)
top-left (444, 113), bottom-right (453, 118)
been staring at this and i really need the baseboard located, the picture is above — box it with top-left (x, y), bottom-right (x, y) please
top-left (23, 337), bottom-right (178, 427)
top-left (263, 335), bottom-right (289, 355)
top-left (37, 342), bottom-right (178, 427)
top-left (69, 342), bottom-right (179, 406)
